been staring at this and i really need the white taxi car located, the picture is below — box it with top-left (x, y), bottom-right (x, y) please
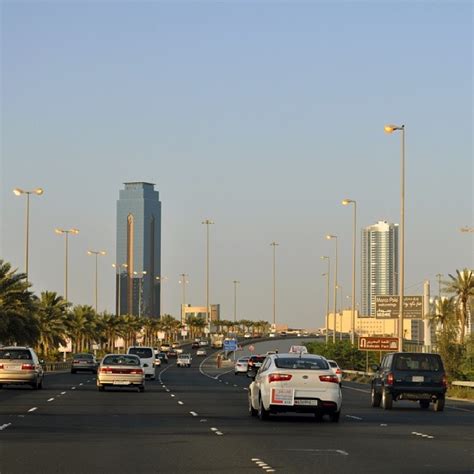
top-left (248, 353), bottom-right (342, 422)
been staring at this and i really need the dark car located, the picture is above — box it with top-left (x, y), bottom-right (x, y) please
top-left (155, 352), bottom-right (168, 364)
top-left (167, 349), bottom-right (178, 358)
top-left (246, 355), bottom-right (266, 377)
top-left (370, 352), bottom-right (447, 411)
top-left (191, 341), bottom-right (200, 349)
top-left (71, 353), bottom-right (98, 374)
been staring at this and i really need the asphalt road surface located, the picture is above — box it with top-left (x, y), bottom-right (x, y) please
top-left (0, 338), bottom-right (473, 474)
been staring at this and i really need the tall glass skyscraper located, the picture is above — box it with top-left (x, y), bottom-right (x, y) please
top-left (361, 221), bottom-right (399, 317)
top-left (116, 182), bottom-right (161, 317)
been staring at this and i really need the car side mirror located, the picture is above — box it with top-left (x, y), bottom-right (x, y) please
top-left (371, 364), bottom-right (379, 372)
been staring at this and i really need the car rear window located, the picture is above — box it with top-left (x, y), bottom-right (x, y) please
top-left (74, 354), bottom-right (93, 360)
top-left (128, 348), bottom-right (153, 359)
top-left (394, 354), bottom-right (442, 371)
top-left (103, 355), bottom-right (140, 366)
top-left (328, 361), bottom-right (337, 368)
top-left (275, 357), bottom-right (329, 370)
top-left (250, 356), bottom-right (266, 363)
top-left (0, 349), bottom-right (32, 360)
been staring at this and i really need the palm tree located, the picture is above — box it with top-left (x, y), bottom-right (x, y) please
top-left (121, 314), bottom-right (142, 348)
top-left (67, 305), bottom-right (98, 353)
top-left (186, 315), bottom-right (206, 339)
top-left (444, 269), bottom-right (474, 343)
top-left (159, 314), bottom-right (179, 341)
top-left (36, 291), bottom-right (70, 356)
top-left (0, 260), bottom-right (38, 345)
top-left (430, 297), bottom-right (457, 337)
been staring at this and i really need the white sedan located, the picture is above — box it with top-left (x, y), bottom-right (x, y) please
top-left (248, 353), bottom-right (342, 421)
top-left (234, 356), bottom-right (250, 375)
top-left (326, 359), bottom-right (343, 384)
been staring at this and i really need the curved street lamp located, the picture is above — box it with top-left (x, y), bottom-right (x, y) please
top-left (55, 228), bottom-right (79, 301)
top-left (342, 198), bottom-right (357, 345)
top-left (13, 187), bottom-right (44, 283)
top-left (87, 250), bottom-right (106, 313)
top-left (326, 235), bottom-right (338, 343)
top-left (385, 123), bottom-right (405, 352)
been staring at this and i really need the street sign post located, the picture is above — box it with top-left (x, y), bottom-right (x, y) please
top-left (223, 339), bottom-right (238, 351)
top-left (358, 336), bottom-right (399, 351)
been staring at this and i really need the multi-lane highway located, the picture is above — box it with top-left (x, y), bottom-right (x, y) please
top-left (0, 338), bottom-right (473, 473)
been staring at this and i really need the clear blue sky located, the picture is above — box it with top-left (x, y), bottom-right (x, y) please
top-left (1, 1), bottom-right (472, 328)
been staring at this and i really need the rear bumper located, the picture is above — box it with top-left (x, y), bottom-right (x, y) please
top-left (0, 372), bottom-right (39, 384)
top-left (388, 385), bottom-right (446, 400)
top-left (72, 365), bottom-right (96, 371)
top-left (97, 374), bottom-right (145, 386)
top-left (270, 400), bottom-right (340, 414)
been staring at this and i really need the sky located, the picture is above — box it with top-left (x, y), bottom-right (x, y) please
top-left (1, 0), bottom-right (472, 329)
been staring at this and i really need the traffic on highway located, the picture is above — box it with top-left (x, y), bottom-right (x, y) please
top-left (0, 338), bottom-right (473, 473)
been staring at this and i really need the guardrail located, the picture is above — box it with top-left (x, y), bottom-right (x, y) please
top-left (42, 362), bottom-right (71, 372)
top-left (451, 381), bottom-right (474, 388)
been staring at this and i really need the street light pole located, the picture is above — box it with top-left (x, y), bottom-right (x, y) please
top-left (202, 219), bottom-right (214, 334)
top-left (13, 187), bottom-right (44, 284)
top-left (55, 228), bottom-right (79, 301)
top-left (87, 250), bottom-right (106, 313)
top-left (233, 280), bottom-right (240, 323)
top-left (179, 274), bottom-right (188, 323)
top-left (321, 256), bottom-right (330, 343)
top-left (342, 199), bottom-right (357, 345)
top-left (326, 235), bottom-right (338, 343)
top-left (270, 242), bottom-right (279, 331)
top-left (385, 123), bottom-right (405, 352)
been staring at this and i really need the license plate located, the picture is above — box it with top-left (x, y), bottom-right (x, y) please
top-left (294, 399), bottom-right (318, 406)
top-left (113, 381), bottom-right (130, 385)
top-left (412, 376), bottom-right (424, 382)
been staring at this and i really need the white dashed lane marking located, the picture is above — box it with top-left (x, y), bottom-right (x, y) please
top-left (178, 401), bottom-right (184, 405)
top-left (412, 431), bottom-right (434, 439)
top-left (0, 423), bottom-right (12, 431)
top-left (47, 398), bottom-right (55, 402)
top-left (72, 387), bottom-right (76, 390)
top-left (61, 391), bottom-right (66, 395)
top-left (28, 407), bottom-right (37, 413)
top-left (345, 415), bottom-right (362, 420)
top-left (190, 411), bottom-right (198, 416)
top-left (251, 458), bottom-right (276, 472)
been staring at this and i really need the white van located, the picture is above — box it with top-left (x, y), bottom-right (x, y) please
top-left (127, 346), bottom-right (156, 380)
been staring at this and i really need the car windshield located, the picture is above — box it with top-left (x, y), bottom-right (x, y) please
top-left (103, 355), bottom-right (140, 366)
top-left (275, 357), bottom-right (329, 370)
top-left (394, 354), bottom-right (442, 371)
top-left (128, 348), bottom-right (153, 359)
top-left (0, 349), bottom-right (32, 360)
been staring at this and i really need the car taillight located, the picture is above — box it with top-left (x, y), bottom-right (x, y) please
top-left (100, 367), bottom-right (113, 373)
top-left (21, 364), bottom-right (35, 370)
top-left (0, 364), bottom-right (3, 369)
top-left (442, 374), bottom-right (447, 388)
top-left (319, 375), bottom-right (339, 383)
top-left (268, 373), bottom-right (292, 383)
top-left (387, 372), bottom-right (394, 385)
top-left (335, 369), bottom-right (342, 374)
top-left (130, 369), bottom-right (143, 375)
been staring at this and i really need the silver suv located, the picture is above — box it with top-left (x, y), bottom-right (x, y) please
top-left (0, 346), bottom-right (44, 389)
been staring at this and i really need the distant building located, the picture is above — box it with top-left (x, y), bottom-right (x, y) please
top-left (181, 304), bottom-right (220, 324)
top-left (361, 221), bottom-right (399, 317)
top-left (116, 182), bottom-right (162, 316)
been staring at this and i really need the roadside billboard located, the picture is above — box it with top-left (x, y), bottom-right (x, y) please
top-left (358, 336), bottom-right (399, 351)
top-left (375, 295), bottom-right (424, 319)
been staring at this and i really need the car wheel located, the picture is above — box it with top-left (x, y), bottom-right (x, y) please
top-left (98, 385), bottom-right (105, 391)
top-left (419, 400), bottom-right (430, 410)
top-left (248, 393), bottom-right (258, 417)
top-left (139, 385), bottom-right (145, 393)
top-left (0, 384), bottom-right (3, 389)
top-left (329, 410), bottom-right (341, 423)
top-left (382, 389), bottom-right (393, 410)
top-left (434, 396), bottom-right (445, 412)
top-left (38, 379), bottom-right (43, 390)
top-left (258, 395), bottom-right (269, 420)
top-left (371, 386), bottom-right (381, 408)
top-left (31, 378), bottom-right (39, 390)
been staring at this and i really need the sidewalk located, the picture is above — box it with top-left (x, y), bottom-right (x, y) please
top-left (199, 351), bottom-right (235, 379)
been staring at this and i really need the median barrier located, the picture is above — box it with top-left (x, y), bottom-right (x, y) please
top-left (42, 361), bottom-right (71, 372)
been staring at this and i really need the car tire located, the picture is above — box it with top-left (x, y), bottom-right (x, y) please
top-left (139, 386), bottom-right (145, 393)
top-left (371, 386), bottom-right (381, 408)
top-left (258, 395), bottom-right (269, 420)
top-left (31, 378), bottom-right (39, 390)
top-left (98, 385), bottom-right (105, 391)
top-left (248, 393), bottom-right (258, 417)
top-left (419, 400), bottom-right (430, 410)
top-left (38, 379), bottom-right (43, 390)
top-left (434, 396), bottom-right (445, 412)
top-left (329, 410), bottom-right (341, 423)
top-left (382, 389), bottom-right (393, 410)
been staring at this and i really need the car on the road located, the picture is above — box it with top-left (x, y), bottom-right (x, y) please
top-left (289, 345), bottom-right (308, 354)
top-left (370, 352), bottom-right (447, 411)
top-left (199, 340), bottom-right (209, 347)
top-left (196, 348), bottom-right (207, 357)
top-left (177, 354), bottom-right (192, 367)
top-left (235, 356), bottom-right (250, 375)
top-left (153, 354), bottom-right (162, 367)
top-left (155, 352), bottom-right (168, 364)
top-left (0, 346), bottom-right (44, 390)
top-left (167, 349), bottom-right (178, 358)
top-left (247, 355), bottom-right (266, 376)
top-left (97, 354), bottom-right (145, 392)
top-left (244, 333), bottom-right (252, 339)
top-left (160, 343), bottom-right (171, 352)
top-left (269, 333), bottom-right (276, 338)
top-left (191, 341), bottom-right (200, 349)
top-left (71, 353), bottom-right (98, 374)
top-left (248, 353), bottom-right (342, 421)
top-left (127, 346), bottom-right (156, 380)
top-left (326, 359), bottom-right (342, 384)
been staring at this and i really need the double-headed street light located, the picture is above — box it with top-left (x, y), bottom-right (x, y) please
top-left (155, 275), bottom-right (168, 316)
top-left (385, 123), bottom-right (405, 352)
top-left (87, 250), bottom-right (106, 313)
top-left (55, 228), bottom-right (79, 301)
top-left (326, 235), bottom-right (338, 343)
top-left (13, 187), bottom-right (44, 284)
top-left (112, 263), bottom-right (128, 316)
top-left (321, 256), bottom-right (330, 343)
top-left (342, 198), bottom-right (357, 345)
